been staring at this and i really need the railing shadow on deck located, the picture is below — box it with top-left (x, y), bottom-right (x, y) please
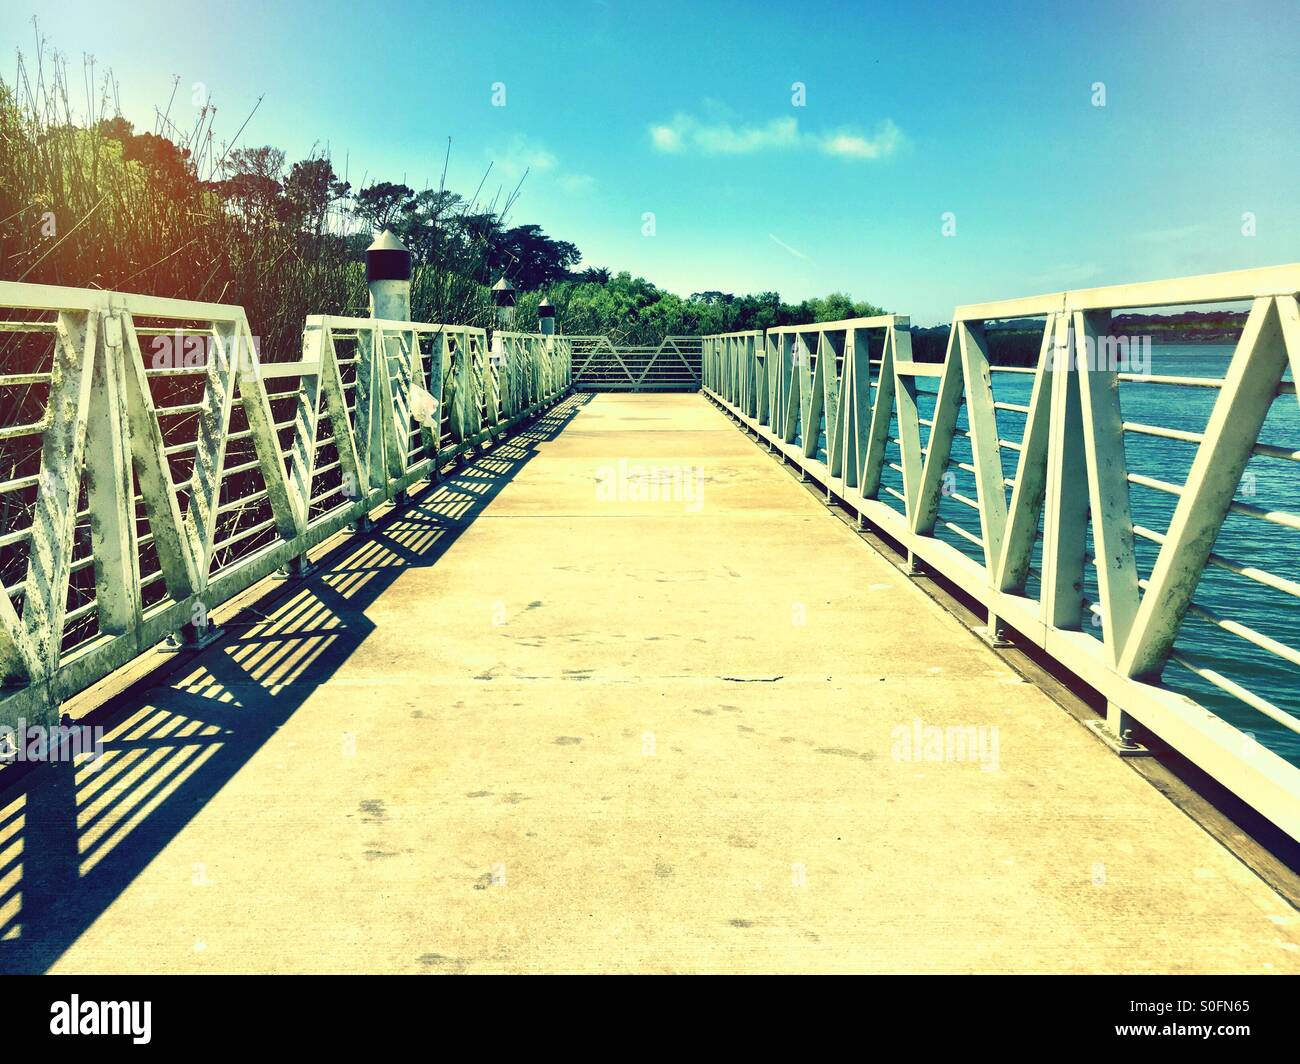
top-left (0, 392), bottom-right (593, 974)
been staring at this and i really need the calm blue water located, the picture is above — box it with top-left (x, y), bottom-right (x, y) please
top-left (800, 344), bottom-right (1300, 764)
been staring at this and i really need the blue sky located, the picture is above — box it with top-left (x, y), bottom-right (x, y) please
top-left (4, 0), bottom-right (1297, 323)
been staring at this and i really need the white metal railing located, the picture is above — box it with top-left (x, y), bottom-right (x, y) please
top-left (703, 266), bottom-right (1300, 841)
top-left (0, 283), bottom-right (571, 727)
top-left (570, 335), bottom-right (701, 390)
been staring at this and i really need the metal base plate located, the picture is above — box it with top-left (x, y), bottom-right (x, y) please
top-left (272, 561), bottom-right (318, 581)
top-left (974, 625), bottom-right (1013, 649)
top-left (1086, 718), bottom-right (1152, 757)
top-left (159, 625), bottom-right (224, 653)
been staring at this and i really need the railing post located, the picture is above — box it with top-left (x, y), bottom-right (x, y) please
top-left (491, 276), bottom-right (516, 332)
top-left (538, 299), bottom-right (558, 415)
top-left (357, 230), bottom-right (412, 518)
top-left (489, 277), bottom-right (516, 429)
top-left (369, 230), bottom-right (412, 323)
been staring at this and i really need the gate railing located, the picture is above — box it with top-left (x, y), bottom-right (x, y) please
top-left (570, 335), bottom-right (701, 391)
top-left (0, 282), bottom-right (571, 727)
top-left (703, 265), bottom-right (1300, 841)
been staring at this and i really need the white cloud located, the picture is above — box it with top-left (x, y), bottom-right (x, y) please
top-left (490, 135), bottom-right (558, 179)
top-left (817, 120), bottom-right (903, 160)
top-left (649, 114), bottom-right (799, 155)
top-left (489, 137), bottom-right (592, 194)
top-left (650, 125), bottom-right (683, 152)
top-left (648, 112), bottom-right (903, 161)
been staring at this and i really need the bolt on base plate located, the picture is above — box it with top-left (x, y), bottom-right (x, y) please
top-left (974, 625), bottom-right (1013, 649)
top-left (272, 560), bottom-right (318, 581)
top-left (159, 625), bottom-right (224, 653)
top-left (1086, 718), bottom-right (1152, 757)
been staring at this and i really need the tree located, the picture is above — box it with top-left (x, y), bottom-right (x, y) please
top-left (283, 157), bottom-right (350, 235)
top-left (489, 224), bottom-right (580, 290)
top-left (354, 181), bottom-right (414, 232)
top-left (398, 188), bottom-right (482, 267)
top-left (97, 117), bottom-right (195, 195)
top-left (219, 146), bottom-right (285, 220)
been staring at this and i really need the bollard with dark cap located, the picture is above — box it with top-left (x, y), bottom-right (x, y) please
top-left (355, 230), bottom-right (414, 521)
top-left (489, 278), bottom-right (517, 426)
top-left (491, 276), bottom-right (516, 331)
top-left (538, 297), bottom-right (555, 336)
top-left (367, 229), bottom-right (412, 322)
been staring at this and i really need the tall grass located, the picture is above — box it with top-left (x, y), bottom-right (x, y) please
top-left (0, 40), bottom-right (501, 361)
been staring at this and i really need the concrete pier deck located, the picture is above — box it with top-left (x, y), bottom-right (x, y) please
top-left (1, 392), bottom-right (1297, 973)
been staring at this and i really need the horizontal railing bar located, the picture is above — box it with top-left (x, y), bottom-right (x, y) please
top-left (309, 484), bottom-right (345, 505)
top-left (154, 401), bottom-right (206, 416)
top-left (1253, 441), bottom-right (1300, 462)
top-left (0, 473), bottom-right (40, 493)
top-left (1167, 651), bottom-right (1300, 735)
top-left (144, 365), bottom-right (211, 378)
top-left (894, 361), bottom-right (946, 377)
top-left (942, 519), bottom-right (984, 548)
top-left (1228, 498), bottom-right (1300, 531)
top-left (64, 599), bottom-right (97, 626)
top-left (261, 362), bottom-right (318, 380)
top-left (1129, 521), bottom-right (1300, 602)
top-left (1122, 421), bottom-right (1293, 462)
top-left (217, 489), bottom-right (269, 515)
top-left (1186, 600), bottom-right (1300, 670)
top-left (222, 457), bottom-right (269, 478)
top-left (1128, 471), bottom-right (1182, 496)
top-left (0, 418), bottom-right (49, 440)
top-left (1123, 420), bottom-right (1202, 444)
top-left (210, 516), bottom-right (278, 553)
top-left (1118, 373), bottom-right (1224, 388)
top-left (954, 460), bottom-right (1016, 488)
top-left (951, 264), bottom-right (1300, 322)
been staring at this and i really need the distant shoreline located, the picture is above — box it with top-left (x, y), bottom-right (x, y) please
top-left (911, 311), bottom-right (1245, 364)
